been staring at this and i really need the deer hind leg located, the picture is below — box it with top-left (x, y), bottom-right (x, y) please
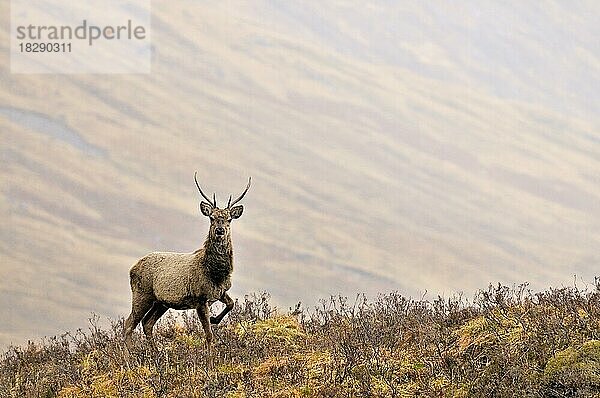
top-left (124, 291), bottom-right (154, 350)
top-left (210, 292), bottom-right (234, 324)
top-left (142, 302), bottom-right (168, 338)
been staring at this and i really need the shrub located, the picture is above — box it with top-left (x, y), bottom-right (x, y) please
top-left (3, 284), bottom-right (600, 397)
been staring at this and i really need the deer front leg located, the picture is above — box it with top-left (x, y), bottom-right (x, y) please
top-left (197, 302), bottom-right (214, 368)
top-left (210, 292), bottom-right (234, 324)
top-left (197, 302), bottom-right (213, 347)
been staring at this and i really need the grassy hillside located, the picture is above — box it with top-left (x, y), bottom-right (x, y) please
top-left (1, 0), bottom-right (599, 348)
top-left (3, 283), bottom-right (600, 397)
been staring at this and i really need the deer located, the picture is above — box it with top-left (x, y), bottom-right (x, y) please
top-left (124, 172), bottom-right (251, 351)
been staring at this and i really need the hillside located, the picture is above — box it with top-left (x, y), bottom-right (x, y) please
top-left (3, 283), bottom-right (600, 397)
top-left (1, 1), bottom-right (599, 348)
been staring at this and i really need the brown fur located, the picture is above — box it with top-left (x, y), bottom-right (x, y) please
top-left (124, 205), bottom-right (243, 350)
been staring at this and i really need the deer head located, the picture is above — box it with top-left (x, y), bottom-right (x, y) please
top-left (194, 171), bottom-right (251, 240)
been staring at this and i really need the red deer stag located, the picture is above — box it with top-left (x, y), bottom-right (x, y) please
top-left (124, 172), bottom-right (251, 350)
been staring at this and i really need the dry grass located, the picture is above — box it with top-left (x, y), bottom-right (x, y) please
top-left (3, 282), bottom-right (600, 397)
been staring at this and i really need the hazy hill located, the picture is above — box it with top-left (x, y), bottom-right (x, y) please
top-left (1, 1), bottom-right (599, 347)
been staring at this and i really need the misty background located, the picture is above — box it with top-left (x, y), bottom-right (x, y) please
top-left (1, 1), bottom-right (598, 347)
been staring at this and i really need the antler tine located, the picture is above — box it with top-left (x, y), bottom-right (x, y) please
top-left (194, 171), bottom-right (215, 207)
top-left (227, 195), bottom-right (232, 208)
top-left (212, 193), bottom-right (217, 208)
top-left (228, 177), bottom-right (252, 208)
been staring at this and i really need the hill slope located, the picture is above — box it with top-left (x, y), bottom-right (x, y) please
top-left (3, 284), bottom-right (600, 397)
top-left (1, 1), bottom-right (599, 347)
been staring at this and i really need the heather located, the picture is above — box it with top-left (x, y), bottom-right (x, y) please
top-left (4, 282), bottom-right (600, 397)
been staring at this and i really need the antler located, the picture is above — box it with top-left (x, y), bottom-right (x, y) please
top-left (194, 171), bottom-right (217, 207)
top-left (228, 177), bottom-right (252, 208)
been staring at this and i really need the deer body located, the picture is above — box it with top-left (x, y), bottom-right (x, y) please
top-left (124, 173), bottom-right (250, 350)
top-left (130, 248), bottom-right (232, 309)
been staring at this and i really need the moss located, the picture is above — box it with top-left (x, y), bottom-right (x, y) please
top-left (543, 340), bottom-right (600, 396)
top-left (292, 350), bottom-right (332, 380)
top-left (454, 312), bottom-right (524, 354)
top-left (388, 350), bottom-right (426, 380)
top-left (225, 383), bottom-right (247, 398)
top-left (578, 308), bottom-right (589, 319)
top-left (236, 316), bottom-right (305, 345)
top-left (427, 376), bottom-right (470, 398)
top-left (217, 363), bottom-right (248, 376)
top-left (175, 332), bottom-right (205, 348)
top-left (252, 356), bottom-right (291, 378)
top-left (59, 351), bottom-right (156, 398)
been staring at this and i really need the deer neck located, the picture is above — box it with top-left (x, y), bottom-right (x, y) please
top-left (201, 234), bottom-right (233, 285)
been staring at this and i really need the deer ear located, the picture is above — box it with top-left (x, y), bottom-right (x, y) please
top-left (230, 205), bottom-right (244, 219)
top-left (200, 201), bottom-right (212, 216)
